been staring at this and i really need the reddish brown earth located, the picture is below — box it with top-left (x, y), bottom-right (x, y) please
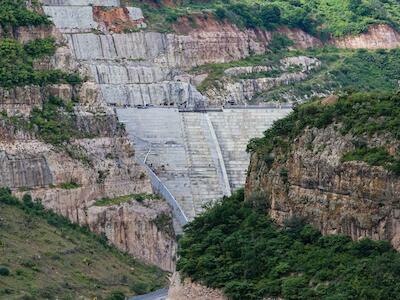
top-left (92, 6), bottom-right (145, 33)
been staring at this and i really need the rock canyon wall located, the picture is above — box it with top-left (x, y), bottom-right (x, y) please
top-left (0, 2), bottom-right (176, 271)
top-left (246, 124), bottom-right (400, 250)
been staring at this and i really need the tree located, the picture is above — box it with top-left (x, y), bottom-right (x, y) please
top-left (260, 5), bottom-right (281, 27)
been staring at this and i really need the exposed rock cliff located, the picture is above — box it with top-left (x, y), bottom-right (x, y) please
top-left (0, 2), bottom-right (176, 271)
top-left (88, 199), bottom-right (176, 272)
top-left (246, 94), bottom-right (400, 249)
top-left (333, 24), bottom-right (400, 49)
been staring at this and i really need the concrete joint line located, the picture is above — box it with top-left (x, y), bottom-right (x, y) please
top-left (204, 113), bottom-right (232, 197)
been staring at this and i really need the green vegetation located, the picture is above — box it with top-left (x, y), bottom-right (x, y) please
top-left (177, 189), bottom-right (400, 300)
top-left (24, 37), bottom-right (57, 58)
top-left (0, 38), bottom-right (82, 88)
top-left (261, 47), bottom-right (400, 102)
top-left (94, 193), bottom-right (160, 206)
top-left (248, 92), bottom-right (400, 174)
top-left (0, 188), bottom-right (167, 299)
top-left (59, 181), bottom-right (81, 190)
top-left (122, 0), bottom-right (400, 37)
top-left (342, 146), bottom-right (400, 174)
top-left (29, 96), bottom-right (90, 145)
top-left (0, 0), bottom-right (51, 30)
top-left (268, 33), bottom-right (294, 53)
top-left (152, 213), bottom-right (175, 238)
top-left (0, 267), bottom-right (10, 277)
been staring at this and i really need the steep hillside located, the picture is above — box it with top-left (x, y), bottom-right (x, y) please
top-left (0, 189), bottom-right (167, 300)
top-left (246, 92), bottom-right (400, 248)
top-left (123, 0), bottom-right (400, 39)
top-left (176, 189), bottom-right (400, 300)
top-left (0, 0), bottom-right (176, 270)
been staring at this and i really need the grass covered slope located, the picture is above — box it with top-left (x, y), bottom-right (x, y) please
top-left (123, 0), bottom-right (400, 37)
top-left (0, 189), bottom-right (167, 300)
top-left (247, 92), bottom-right (400, 174)
top-left (177, 189), bottom-right (400, 300)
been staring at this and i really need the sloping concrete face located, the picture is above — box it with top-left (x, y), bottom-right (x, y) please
top-left (117, 108), bottom-right (197, 219)
top-left (208, 108), bottom-right (291, 190)
top-left (43, 6), bottom-right (97, 33)
top-left (118, 107), bottom-right (292, 219)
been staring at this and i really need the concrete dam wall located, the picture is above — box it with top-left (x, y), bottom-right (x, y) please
top-left (43, 2), bottom-right (293, 220)
top-left (118, 107), bottom-right (291, 220)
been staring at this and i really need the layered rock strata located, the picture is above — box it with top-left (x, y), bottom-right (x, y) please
top-left (332, 24), bottom-right (400, 49)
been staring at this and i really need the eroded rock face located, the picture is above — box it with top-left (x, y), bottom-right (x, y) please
top-left (333, 24), bottom-right (400, 49)
top-left (168, 21), bottom-right (321, 69)
top-left (0, 25), bottom-right (57, 43)
top-left (88, 200), bottom-right (176, 272)
top-left (246, 125), bottom-right (400, 249)
top-left (0, 4), bottom-right (177, 271)
top-left (0, 86), bottom-right (43, 116)
top-left (167, 273), bottom-right (227, 300)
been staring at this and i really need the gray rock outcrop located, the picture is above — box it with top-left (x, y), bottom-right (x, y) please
top-left (246, 125), bottom-right (400, 250)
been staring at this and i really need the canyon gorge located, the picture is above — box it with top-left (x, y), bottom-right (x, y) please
top-left (1, 0), bottom-right (400, 299)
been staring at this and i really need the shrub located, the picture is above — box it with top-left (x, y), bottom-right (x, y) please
top-left (106, 291), bottom-right (126, 300)
top-left (22, 194), bottom-right (33, 208)
top-left (0, 39), bottom-right (82, 88)
top-left (59, 181), bottom-right (80, 190)
top-left (0, 267), bottom-right (10, 276)
top-left (214, 7), bottom-right (227, 21)
top-left (260, 5), bottom-right (281, 28)
top-left (268, 33), bottom-right (294, 52)
top-left (131, 282), bottom-right (150, 295)
top-left (177, 189), bottom-right (400, 300)
top-left (281, 275), bottom-right (310, 300)
top-left (24, 38), bottom-right (56, 58)
top-left (0, 0), bottom-right (52, 29)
